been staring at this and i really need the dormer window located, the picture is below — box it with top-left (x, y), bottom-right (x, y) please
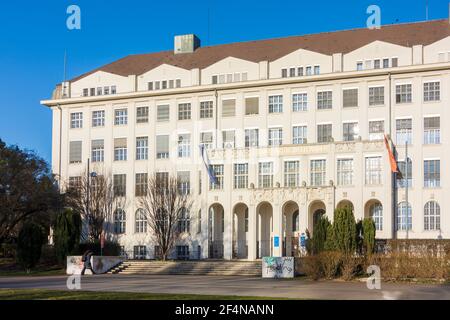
top-left (282, 68), bottom-right (287, 78)
top-left (306, 66), bottom-right (312, 76)
top-left (383, 58), bottom-right (389, 68)
top-left (162, 80), bottom-right (167, 89)
top-left (83, 88), bottom-right (89, 97)
top-left (104, 87), bottom-right (110, 95)
top-left (90, 88), bottom-right (96, 96)
top-left (374, 59), bottom-right (381, 69)
top-left (97, 87), bottom-right (103, 96)
top-left (111, 86), bottom-right (117, 94)
top-left (289, 68), bottom-right (296, 77)
top-left (314, 65), bottom-right (320, 75)
top-left (297, 67), bottom-right (304, 76)
top-left (356, 62), bottom-right (363, 71)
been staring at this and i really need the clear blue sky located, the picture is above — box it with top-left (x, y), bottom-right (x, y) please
top-left (0, 0), bottom-right (448, 163)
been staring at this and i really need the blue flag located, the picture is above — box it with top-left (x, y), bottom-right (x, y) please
top-left (199, 144), bottom-right (218, 185)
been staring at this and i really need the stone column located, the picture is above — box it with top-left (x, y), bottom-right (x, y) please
top-left (272, 203), bottom-right (283, 257)
top-left (248, 204), bottom-right (257, 260)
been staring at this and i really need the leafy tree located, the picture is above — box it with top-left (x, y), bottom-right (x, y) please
top-left (0, 139), bottom-right (61, 244)
top-left (16, 223), bottom-right (45, 272)
top-left (333, 207), bottom-right (357, 254)
top-left (362, 218), bottom-right (376, 255)
top-left (311, 216), bottom-right (332, 255)
top-left (53, 208), bottom-right (82, 263)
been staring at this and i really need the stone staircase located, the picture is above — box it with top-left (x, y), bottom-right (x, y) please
top-left (109, 260), bottom-right (262, 276)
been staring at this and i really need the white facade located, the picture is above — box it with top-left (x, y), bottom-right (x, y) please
top-left (42, 22), bottom-right (450, 260)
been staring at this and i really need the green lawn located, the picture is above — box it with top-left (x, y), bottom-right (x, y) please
top-left (0, 289), bottom-right (287, 300)
top-left (0, 258), bottom-right (65, 277)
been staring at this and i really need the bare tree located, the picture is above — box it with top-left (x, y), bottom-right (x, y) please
top-left (65, 169), bottom-right (125, 242)
top-left (137, 175), bottom-right (192, 261)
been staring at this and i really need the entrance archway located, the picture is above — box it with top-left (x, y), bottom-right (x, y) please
top-left (208, 203), bottom-right (224, 259)
top-left (308, 200), bottom-right (326, 234)
top-left (282, 201), bottom-right (299, 257)
top-left (232, 203), bottom-right (248, 259)
top-left (256, 202), bottom-right (273, 258)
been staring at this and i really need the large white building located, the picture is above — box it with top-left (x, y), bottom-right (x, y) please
top-left (42, 19), bottom-right (450, 260)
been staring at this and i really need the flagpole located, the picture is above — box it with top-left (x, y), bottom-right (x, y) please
top-left (405, 141), bottom-right (409, 239)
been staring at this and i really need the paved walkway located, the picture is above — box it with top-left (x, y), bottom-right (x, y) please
top-left (1, 274), bottom-right (449, 299)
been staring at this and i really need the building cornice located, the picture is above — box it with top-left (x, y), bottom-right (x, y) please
top-left (40, 62), bottom-right (450, 108)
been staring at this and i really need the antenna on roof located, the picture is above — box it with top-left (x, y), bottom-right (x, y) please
top-left (62, 50), bottom-right (68, 98)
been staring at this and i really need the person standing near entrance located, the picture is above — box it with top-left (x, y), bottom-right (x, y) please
top-left (81, 250), bottom-right (95, 275)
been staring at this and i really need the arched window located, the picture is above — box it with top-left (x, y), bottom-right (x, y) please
top-left (178, 208), bottom-right (190, 233)
top-left (369, 203), bottom-right (383, 231)
top-left (135, 209), bottom-right (147, 233)
top-left (292, 210), bottom-right (299, 232)
top-left (114, 209), bottom-right (126, 234)
top-left (396, 202), bottom-right (412, 231)
top-left (424, 201), bottom-right (440, 231)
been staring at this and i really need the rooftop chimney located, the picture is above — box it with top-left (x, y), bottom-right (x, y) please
top-left (174, 34), bottom-right (201, 54)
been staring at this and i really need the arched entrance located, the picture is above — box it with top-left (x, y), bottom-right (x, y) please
top-left (232, 203), bottom-right (248, 259)
top-left (308, 200), bottom-right (326, 234)
top-left (209, 203), bottom-right (224, 259)
top-left (282, 201), bottom-right (299, 257)
top-left (365, 199), bottom-right (383, 232)
top-left (256, 202), bottom-right (273, 258)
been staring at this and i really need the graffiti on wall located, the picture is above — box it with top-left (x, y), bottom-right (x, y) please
top-left (262, 257), bottom-right (294, 278)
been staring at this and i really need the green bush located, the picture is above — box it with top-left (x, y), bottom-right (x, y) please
top-left (53, 208), bottom-right (82, 264)
top-left (311, 216), bottom-right (333, 255)
top-left (333, 207), bottom-right (357, 254)
top-left (362, 218), bottom-right (376, 255)
top-left (16, 223), bottom-right (45, 272)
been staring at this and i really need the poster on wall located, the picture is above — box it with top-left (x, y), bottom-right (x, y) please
top-left (262, 257), bottom-right (294, 278)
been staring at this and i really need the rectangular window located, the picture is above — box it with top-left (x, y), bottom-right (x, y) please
top-left (369, 120), bottom-right (384, 141)
top-left (68, 176), bottom-right (81, 192)
top-left (424, 81), bottom-right (440, 102)
top-left (113, 174), bottom-right (126, 197)
top-left (292, 93), bottom-right (307, 112)
top-left (356, 62), bottom-right (363, 71)
top-left (343, 122), bottom-right (359, 141)
top-left (396, 84), bottom-right (412, 104)
top-left (157, 105), bottom-right (170, 122)
top-left (314, 65), bottom-right (320, 75)
top-left (268, 128), bottom-right (283, 146)
top-left (343, 89), bottom-right (358, 108)
top-left (136, 106), bottom-right (149, 123)
top-left (70, 112), bottom-right (83, 129)
top-left (284, 161), bottom-right (300, 187)
top-left (317, 91), bottom-right (332, 110)
top-left (155, 172), bottom-right (169, 188)
top-left (200, 132), bottom-right (213, 149)
top-left (97, 87), bottom-right (102, 96)
top-left (281, 69), bottom-right (287, 78)
top-left (245, 97), bottom-right (259, 115)
top-left (133, 246), bottom-right (146, 259)
top-left (424, 160), bottom-right (440, 188)
top-left (69, 141), bottom-right (82, 163)
top-left (293, 126), bottom-right (307, 144)
top-left (114, 138), bottom-right (127, 161)
top-left (177, 134), bottom-right (191, 158)
top-left (424, 117), bottom-right (440, 144)
top-left (156, 135), bottom-right (169, 159)
top-left (178, 103), bottom-right (191, 120)
top-left (396, 118), bottom-right (412, 145)
top-left (369, 87), bottom-right (385, 106)
top-left (374, 59), bottom-right (381, 69)
top-left (310, 160), bottom-right (326, 186)
top-left (337, 158), bottom-right (354, 186)
top-left (289, 68), bottom-right (296, 77)
top-left (104, 87), bottom-right (110, 95)
top-left (200, 101), bottom-right (213, 119)
top-left (365, 157), bottom-right (382, 185)
top-left (391, 57), bottom-right (398, 67)
top-left (161, 81), bottom-right (167, 90)
top-left (135, 173), bottom-right (148, 197)
top-left (155, 81), bottom-right (160, 90)
top-left (176, 79), bottom-right (181, 88)
top-left (90, 88), bottom-right (96, 96)
top-left (91, 139), bottom-right (104, 162)
top-left (383, 58), bottom-right (389, 68)
top-left (136, 137), bottom-right (148, 160)
top-left (233, 163), bottom-right (248, 189)
top-left (177, 171), bottom-right (190, 195)
top-left (306, 66), bottom-right (312, 76)
top-left (222, 99), bottom-right (236, 117)
top-left (222, 130), bottom-right (235, 148)
top-left (397, 160), bottom-right (412, 188)
top-left (114, 109), bottom-right (128, 125)
top-left (148, 82), bottom-right (153, 91)
top-left (297, 67), bottom-right (304, 76)
top-left (258, 162), bottom-right (273, 188)
top-left (169, 80), bottom-right (174, 89)
top-left (83, 88), bottom-right (89, 97)
top-left (212, 75), bottom-right (218, 84)
top-left (245, 129), bottom-right (259, 147)
top-left (111, 86), bottom-right (117, 94)
top-left (210, 165), bottom-right (224, 190)
top-left (92, 110), bottom-right (105, 127)
top-left (268, 95), bottom-right (283, 113)
top-left (317, 124), bottom-right (332, 143)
